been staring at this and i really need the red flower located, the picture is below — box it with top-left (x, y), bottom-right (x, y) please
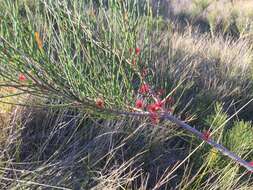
top-left (150, 112), bottom-right (159, 124)
top-left (135, 47), bottom-right (140, 55)
top-left (155, 100), bottom-right (164, 108)
top-left (147, 101), bottom-right (163, 113)
top-left (202, 130), bottom-right (211, 141)
top-left (139, 83), bottom-right (150, 94)
top-left (147, 104), bottom-right (158, 112)
top-left (96, 98), bottom-right (104, 109)
top-left (135, 99), bottom-right (144, 109)
top-left (129, 48), bottom-right (132, 54)
top-left (19, 74), bottom-right (26, 81)
top-left (248, 161), bottom-right (253, 173)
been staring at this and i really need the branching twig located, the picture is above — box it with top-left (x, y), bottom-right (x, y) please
top-left (106, 108), bottom-right (253, 172)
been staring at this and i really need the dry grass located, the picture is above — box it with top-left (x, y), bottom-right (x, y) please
top-left (0, 87), bottom-right (18, 144)
top-left (160, 0), bottom-right (253, 38)
top-left (170, 31), bottom-right (253, 96)
top-left (145, 24), bottom-right (253, 120)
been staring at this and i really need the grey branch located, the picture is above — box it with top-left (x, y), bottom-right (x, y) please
top-left (110, 109), bottom-right (253, 172)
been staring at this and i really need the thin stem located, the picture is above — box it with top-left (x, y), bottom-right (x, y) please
top-left (106, 108), bottom-right (253, 172)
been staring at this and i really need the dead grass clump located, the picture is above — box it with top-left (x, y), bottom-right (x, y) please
top-left (1, 107), bottom-right (185, 189)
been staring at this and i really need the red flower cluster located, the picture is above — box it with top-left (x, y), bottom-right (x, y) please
top-left (139, 83), bottom-right (150, 95)
top-left (248, 161), bottom-right (253, 174)
top-left (130, 47), bottom-right (141, 65)
top-left (147, 101), bottom-right (163, 113)
top-left (96, 98), bottom-right (104, 109)
top-left (130, 49), bottom-right (175, 125)
top-left (135, 81), bottom-right (175, 124)
top-left (135, 47), bottom-right (140, 56)
top-left (202, 130), bottom-right (211, 141)
top-left (130, 47), bottom-right (141, 55)
top-left (135, 99), bottom-right (144, 109)
top-left (146, 100), bottom-right (165, 124)
top-left (19, 74), bottom-right (26, 81)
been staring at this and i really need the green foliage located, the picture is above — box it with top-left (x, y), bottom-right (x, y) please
top-left (191, 0), bottom-right (211, 17)
top-left (225, 121), bottom-right (253, 156)
top-left (193, 103), bottom-right (227, 168)
top-left (0, 0), bottom-right (154, 114)
top-left (193, 0), bottom-right (211, 11)
top-left (206, 9), bottom-right (218, 37)
top-left (205, 103), bottom-right (227, 140)
top-left (186, 103), bottom-right (253, 189)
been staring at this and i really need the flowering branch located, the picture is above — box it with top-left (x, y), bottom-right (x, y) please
top-left (107, 108), bottom-right (253, 172)
top-left (1, 26), bottom-right (253, 174)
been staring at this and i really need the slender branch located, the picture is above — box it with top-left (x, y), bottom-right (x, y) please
top-left (106, 108), bottom-right (253, 172)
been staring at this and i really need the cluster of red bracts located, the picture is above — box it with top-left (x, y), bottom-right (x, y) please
top-left (19, 73), bottom-right (26, 81)
top-left (138, 83), bottom-right (150, 94)
top-left (202, 130), bottom-right (211, 141)
top-left (132, 46), bottom-right (175, 124)
top-left (135, 82), bottom-right (175, 124)
top-left (130, 47), bottom-right (141, 65)
top-left (93, 46), bottom-right (207, 139)
top-left (95, 98), bottom-right (105, 109)
top-left (247, 160), bottom-right (253, 173)
top-left (129, 47), bottom-right (141, 56)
